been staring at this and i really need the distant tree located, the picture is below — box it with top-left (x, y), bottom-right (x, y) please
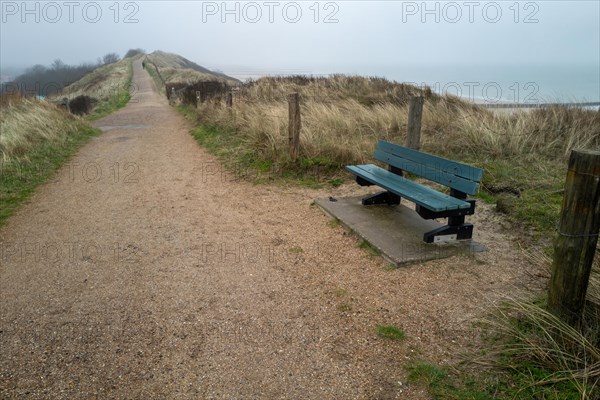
top-left (0, 51), bottom-right (131, 97)
top-left (51, 59), bottom-right (65, 71)
top-left (26, 64), bottom-right (47, 75)
top-left (3, 61), bottom-right (96, 97)
top-left (124, 48), bottom-right (145, 58)
top-left (102, 53), bottom-right (120, 65)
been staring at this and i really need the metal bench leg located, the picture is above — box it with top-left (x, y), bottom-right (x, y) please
top-left (423, 215), bottom-right (474, 243)
top-left (362, 191), bottom-right (401, 206)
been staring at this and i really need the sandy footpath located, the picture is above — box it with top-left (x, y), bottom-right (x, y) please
top-left (0, 59), bottom-right (540, 399)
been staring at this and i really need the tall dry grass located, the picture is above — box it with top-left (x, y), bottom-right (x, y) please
top-left (200, 98), bottom-right (408, 166)
top-left (0, 96), bottom-right (88, 164)
top-left (194, 76), bottom-right (599, 168)
top-left (429, 102), bottom-right (600, 159)
top-left (481, 298), bottom-right (599, 399)
top-left (156, 67), bottom-right (231, 85)
top-left (60, 57), bottom-right (133, 103)
top-left (240, 75), bottom-right (424, 105)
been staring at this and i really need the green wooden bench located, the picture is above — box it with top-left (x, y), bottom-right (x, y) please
top-left (346, 140), bottom-right (484, 243)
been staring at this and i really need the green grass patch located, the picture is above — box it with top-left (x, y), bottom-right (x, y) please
top-left (406, 362), bottom-right (448, 391)
top-left (376, 324), bottom-right (405, 340)
top-left (359, 239), bottom-right (381, 257)
top-left (406, 358), bottom-right (587, 400)
top-left (300, 155), bottom-right (338, 169)
top-left (327, 218), bottom-right (341, 228)
top-left (477, 157), bottom-right (563, 234)
top-left (473, 189), bottom-right (496, 205)
top-left (328, 178), bottom-right (344, 187)
top-left (0, 126), bottom-right (101, 226)
top-left (406, 361), bottom-right (493, 400)
top-left (383, 263), bottom-right (397, 271)
top-left (288, 246), bottom-right (303, 254)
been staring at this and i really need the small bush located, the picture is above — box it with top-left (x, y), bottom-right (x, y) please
top-left (68, 95), bottom-right (97, 115)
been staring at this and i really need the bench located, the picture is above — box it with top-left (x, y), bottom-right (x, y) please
top-left (346, 140), bottom-right (484, 243)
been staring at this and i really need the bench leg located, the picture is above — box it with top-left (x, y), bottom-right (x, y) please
top-left (423, 216), bottom-right (473, 243)
top-left (356, 176), bottom-right (374, 187)
top-left (362, 191), bottom-right (400, 206)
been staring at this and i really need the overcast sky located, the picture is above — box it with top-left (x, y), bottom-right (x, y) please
top-left (1, 1), bottom-right (599, 99)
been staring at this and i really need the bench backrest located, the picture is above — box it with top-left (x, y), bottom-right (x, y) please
top-left (374, 140), bottom-right (483, 195)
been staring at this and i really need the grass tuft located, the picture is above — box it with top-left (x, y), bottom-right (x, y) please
top-left (376, 324), bottom-right (406, 340)
top-left (359, 239), bottom-right (381, 257)
top-left (478, 298), bottom-right (600, 399)
top-left (337, 303), bottom-right (352, 312)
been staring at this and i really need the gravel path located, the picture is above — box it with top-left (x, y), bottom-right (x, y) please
top-left (0, 60), bottom-right (539, 399)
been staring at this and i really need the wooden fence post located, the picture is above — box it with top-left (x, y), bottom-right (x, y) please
top-left (226, 91), bottom-right (233, 108)
top-left (288, 92), bottom-right (301, 161)
top-left (406, 96), bottom-right (424, 150)
top-left (548, 149), bottom-right (600, 326)
top-left (196, 91), bottom-right (202, 108)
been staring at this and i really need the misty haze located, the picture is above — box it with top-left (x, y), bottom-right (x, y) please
top-left (1, 1), bottom-right (599, 399)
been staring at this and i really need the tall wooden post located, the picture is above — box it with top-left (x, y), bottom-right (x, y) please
top-left (548, 149), bottom-right (600, 326)
top-left (406, 96), bottom-right (424, 150)
top-left (226, 91), bottom-right (233, 108)
top-left (288, 93), bottom-right (301, 161)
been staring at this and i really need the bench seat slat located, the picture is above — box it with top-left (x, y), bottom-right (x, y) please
top-left (346, 164), bottom-right (472, 212)
top-left (376, 140), bottom-right (484, 184)
top-left (374, 149), bottom-right (480, 195)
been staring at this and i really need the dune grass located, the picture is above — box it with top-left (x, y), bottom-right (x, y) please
top-left (144, 50), bottom-right (238, 85)
top-left (194, 76), bottom-right (598, 167)
top-left (157, 67), bottom-right (229, 85)
top-left (482, 298), bottom-right (600, 399)
top-left (405, 296), bottom-right (599, 400)
top-left (0, 96), bottom-right (100, 225)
